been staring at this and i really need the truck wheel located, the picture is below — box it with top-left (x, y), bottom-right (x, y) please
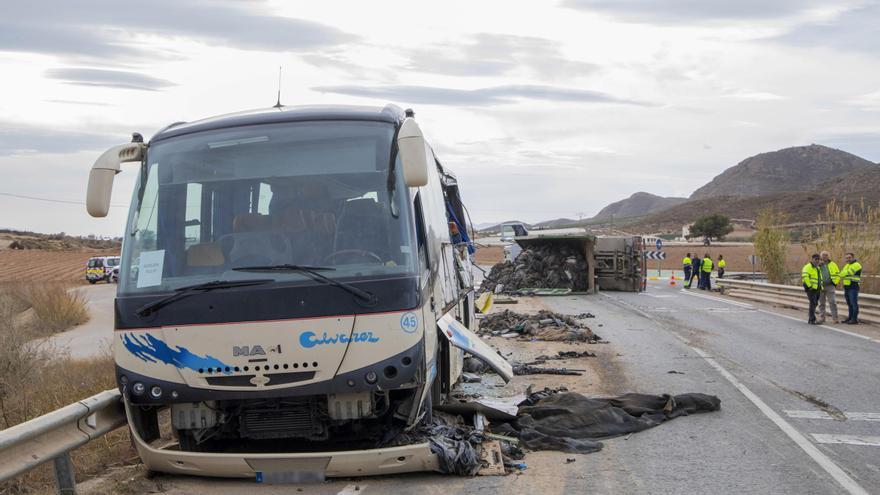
top-left (88, 280), bottom-right (97, 285)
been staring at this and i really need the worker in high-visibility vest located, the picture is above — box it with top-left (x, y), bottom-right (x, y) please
top-left (683, 253), bottom-right (693, 289)
top-left (801, 253), bottom-right (822, 324)
top-left (840, 252), bottom-right (863, 325)
top-left (717, 255), bottom-right (726, 279)
top-left (818, 251), bottom-right (840, 324)
top-left (699, 253), bottom-right (713, 291)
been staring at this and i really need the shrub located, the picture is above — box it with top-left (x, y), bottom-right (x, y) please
top-left (806, 200), bottom-right (880, 294)
top-left (753, 208), bottom-right (789, 284)
top-left (12, 284), bottom-right (90, 334)
top-left (0, 288), bottom-right (131, 493)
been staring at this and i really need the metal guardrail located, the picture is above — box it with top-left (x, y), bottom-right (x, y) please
top-left (0, 389), bottom-right (126, 494)
top-left (717, 279), bottom-right (880, 325)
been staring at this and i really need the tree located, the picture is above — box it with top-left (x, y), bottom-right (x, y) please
top-left (689, 214), bottom-right (734, 242)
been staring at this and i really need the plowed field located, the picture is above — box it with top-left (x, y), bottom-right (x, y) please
top-left (0, 249), bottom-right (119, 284)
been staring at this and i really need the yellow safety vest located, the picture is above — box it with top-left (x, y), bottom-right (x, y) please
top-left (718, 260), bottom-right (726, 268)
top-left (801, 263), bottom-right (820, 290)
top-left (701, 257), bottom-right (713, 273)
top-left (840, 261), bottom-right (862, 286)
top-left (683, 257), bottom-right (691, 266)
top-left (826, 261), bottom-right (840, 286)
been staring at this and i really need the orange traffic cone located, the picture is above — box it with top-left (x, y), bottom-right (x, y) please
top-left (670, 275), bottom-right (676, 286)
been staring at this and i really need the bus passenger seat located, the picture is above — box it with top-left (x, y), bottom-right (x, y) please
top-left (233, 213), bottom-right (271, 232)
top-left (186, 243), bottom-right (225, 268)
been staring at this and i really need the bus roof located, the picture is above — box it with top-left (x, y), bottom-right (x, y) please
top-left (151, 104), bottom-right (406, 143)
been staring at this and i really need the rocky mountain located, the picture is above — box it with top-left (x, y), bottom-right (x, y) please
top-left (532, 218), bottom-right (577, 229)
top-left (690, 144), bottom-right (874, 200)
top-left (593, 192), bottom-right (687, 220)
top-left (632, 164), bottom-right (880, 232)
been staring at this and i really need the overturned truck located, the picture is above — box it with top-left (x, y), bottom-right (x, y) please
top-left (487, 233), bottom-right (645, 293)
top-left (85, 104), bottom-right (512, 479)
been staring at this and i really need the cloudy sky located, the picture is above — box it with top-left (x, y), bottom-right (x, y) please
top-left (2, 0), bottom-right (879, 235)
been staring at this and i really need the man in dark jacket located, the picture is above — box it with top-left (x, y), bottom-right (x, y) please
top-left (691, 256), bottom-right (701, 289)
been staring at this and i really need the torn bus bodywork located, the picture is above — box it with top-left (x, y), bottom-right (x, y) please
top-left (87, 104), bottom-right (510, 478)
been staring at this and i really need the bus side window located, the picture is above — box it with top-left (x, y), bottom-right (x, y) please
top-left (413, 192), bottom-right (428, 273)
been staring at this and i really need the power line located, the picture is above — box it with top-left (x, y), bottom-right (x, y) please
top-left (0, 192), bottom-right (127, 208)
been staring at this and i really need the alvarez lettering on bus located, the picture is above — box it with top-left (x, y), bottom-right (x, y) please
top-left (299, 331), bottom-right (381, 348)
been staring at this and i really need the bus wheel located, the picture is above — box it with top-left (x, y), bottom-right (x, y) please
top-left (88, 280), bottom-right (97, 284)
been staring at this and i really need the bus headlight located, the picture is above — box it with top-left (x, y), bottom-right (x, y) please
top-left (150, 386), bottom-right (163, 399)
top-left (132, 382), bottom-right (145, 396)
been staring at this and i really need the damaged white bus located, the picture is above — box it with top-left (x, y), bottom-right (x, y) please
top-left (86, 105), bottom-right (512, 478)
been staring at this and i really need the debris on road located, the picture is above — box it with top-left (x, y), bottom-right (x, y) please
top-left (512, 364), bottom-right (584, 376)
top-left (481, 243), bottom-right (589, 293)
top-left (512, 388), bottom-right (722, 454)
top-left (526, 350), bottom-right (596, 365)
top-left (461, 372), bottom-right (482, 383)
top-left (667, 370), bottom-right (686, 375)
top-left (479, 309), bottom-right (602, 342)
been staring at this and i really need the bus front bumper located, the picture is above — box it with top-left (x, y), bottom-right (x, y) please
top-left (125, 400), bottom-right (440, 479)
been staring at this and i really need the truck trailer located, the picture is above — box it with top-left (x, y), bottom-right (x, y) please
top-left (86, 104), bottom-right (512, 479)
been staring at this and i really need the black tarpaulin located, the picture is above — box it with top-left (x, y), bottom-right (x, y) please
top-left (513, 391), bottom-right (721, 454)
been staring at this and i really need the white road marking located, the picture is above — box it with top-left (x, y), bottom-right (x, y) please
top-left (678, 289), bottom-right (757, 309)
top-left (337, 483), bottom-right (365, 495)
top-left (679, 290), bottom-right (880, 345)
top-left (602, 293), bottom-right (871, 495)
top-left (812, 434), bottom-right (880, 447)
top-left (785, 410), bottom-right (880, 422)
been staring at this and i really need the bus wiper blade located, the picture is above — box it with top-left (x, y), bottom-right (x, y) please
top-left (233, 264), bottom-right (336, 272)
top-left (135, 279), bottom-right (275, 317)
top-left (232, 264), bottom-right (377, 304)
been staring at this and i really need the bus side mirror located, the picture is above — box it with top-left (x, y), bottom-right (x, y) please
top-left (397, 118), bottom-right (429, 187)
top-left (86, 143), bottom-right (145, 217)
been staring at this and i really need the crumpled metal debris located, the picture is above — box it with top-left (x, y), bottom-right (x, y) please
top-left (478, 310), bottom-right (602, 342)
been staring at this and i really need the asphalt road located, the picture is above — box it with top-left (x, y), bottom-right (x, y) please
top-left (41, 282), bottom-right (115, 359)
top-left (84, 281), bottom-right (880, 494)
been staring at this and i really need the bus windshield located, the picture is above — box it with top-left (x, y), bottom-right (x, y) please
top-left (119, 120), bottom-right (417, 294)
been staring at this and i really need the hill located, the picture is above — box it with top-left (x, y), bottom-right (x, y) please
top-left (593, 192), bottom-right (687, 220)
top-left (632, 165), bottom-right (880, 232)
top-left (690, 144), bottom-right (875, 200)
top-left (0, 229), bottom-right (120, 251)
top-left (532, 218), bottom-right (577, 229)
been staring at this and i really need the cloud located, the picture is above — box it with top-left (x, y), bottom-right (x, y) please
top-left (722, 91), bottom-right (788, 101)
top-left (772, 4), bottom-right (880, 54)
top-left (0, 1), bottom-right (357, 62)
top-left (0, 121), bottom-right (119, 156)
top-left (46, 68), bottom-right (175, 91)
top-left (403, 33), bottom-right (598, 78)
top-left (843, 89), bottom-right (880, 112)
top-left (312, 84), bottom-right (652, 106)
top-left (563, 0), bottom-right (825, 22)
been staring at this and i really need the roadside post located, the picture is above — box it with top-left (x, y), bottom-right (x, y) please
top-left (646, 250), bottom-right (666, 279)
top-left (748, 255), bottom-right (759, 280)
top-left (655, 239), bottom-right (663, 277)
